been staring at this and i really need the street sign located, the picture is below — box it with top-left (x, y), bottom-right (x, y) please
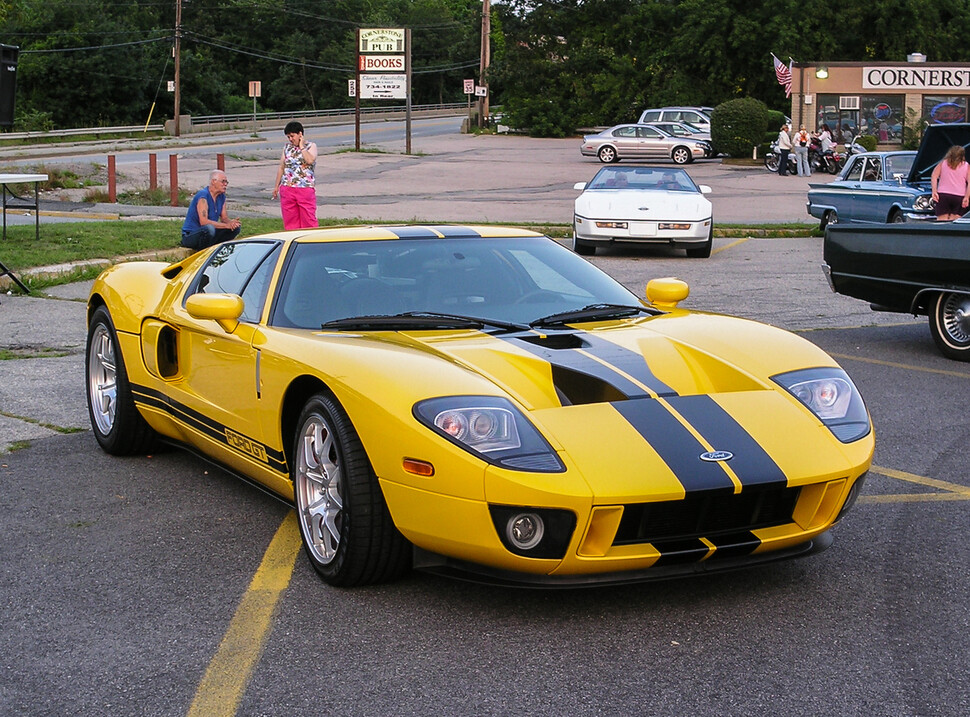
top-left (248, 81), bottom-right (261, 98)
top-left (463, 79), bottom-right (475, 94)
top-left (475, 86), bottom-right (488, 97)
top-left (359, 55), bottom-right (405, 72)
top-left (348, 79), bottom-right (357, 97)
top-left (360, 74), bottom-right (407, 100)
top-left (359, 28), bottom-right (404, 53)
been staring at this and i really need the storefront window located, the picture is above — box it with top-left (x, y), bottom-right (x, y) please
top-left (815, 96), bottom-right (859, 144)
top-left (922, 96), bottom-right (967, 124)
top-left (859, 95), bottom-right (904, 144)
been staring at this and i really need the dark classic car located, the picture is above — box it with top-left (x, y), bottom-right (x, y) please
top-left (823, 220), bottom-right (970, 361)
top-left (807, 123), bottom-right (970, 229)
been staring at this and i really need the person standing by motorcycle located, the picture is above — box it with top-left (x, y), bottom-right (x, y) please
top-left (777, 123), bottom-right (793, 177)
top-left (931, 145), bottom-right (970, 221)
top-left (793, 125), bottom-right (812, 177)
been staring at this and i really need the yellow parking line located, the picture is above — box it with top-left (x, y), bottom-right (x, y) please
top-left (829, 352), bottom-right (970, 379)
top-left (870, 464), bottom-right (970, 495)
top-left (711, 236), bottom-right (749, 255)
top-left (187, 511), bottom-right (302, 717)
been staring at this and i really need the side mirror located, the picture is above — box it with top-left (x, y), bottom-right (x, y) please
top-left (646, 277), bottom-right (689, 309)
top-left (573, 181), bottom-right (588, 191)
top-left (186, 292), bottom-right (245, 333)
top-left (698, 185), bottom-right (712, 194)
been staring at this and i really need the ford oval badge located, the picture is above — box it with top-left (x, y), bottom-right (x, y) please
top-left (700, 450), bottom-right (734, 462)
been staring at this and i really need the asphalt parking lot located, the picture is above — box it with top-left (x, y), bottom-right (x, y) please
top-left (1, 130), bottom-right (969, 715)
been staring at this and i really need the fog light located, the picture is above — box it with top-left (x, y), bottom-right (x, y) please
top-left (658, 222), bottom-right (691, 230)
top-left (595, 221), bottom-right (628, 229)
top-left (507, 513), bottom-right (544, 550)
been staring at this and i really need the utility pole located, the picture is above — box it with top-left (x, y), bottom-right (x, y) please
top-left (174, 0), bottom-right (182, 137)
top-left (478, 0), bottom-right (490, 127)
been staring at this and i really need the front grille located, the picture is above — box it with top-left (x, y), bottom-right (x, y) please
top-left (613, 486), bottom-right (801, 546)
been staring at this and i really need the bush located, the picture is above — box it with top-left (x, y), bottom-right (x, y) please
top-left (711, 98), bottom-right (770, 158)
top-left (855, 134), bottom-right (878, 152)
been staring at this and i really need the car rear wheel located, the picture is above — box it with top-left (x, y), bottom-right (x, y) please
top-left (671, 146), bottom-right (693, 165)
top-left (572, 232), bottom-right (596, 256)
top-left (293, 391), bottom-right (411, 586)
top-left (686, 227), bottom-right (713, 258)
top-left (597, 146), bottom-right (618, 163)
top-left (819, 210), bottom-right (838, 231)
top-left (86, 306), bottom-right (157, 455)
top-left (929, 292), bottom-right (970, 361)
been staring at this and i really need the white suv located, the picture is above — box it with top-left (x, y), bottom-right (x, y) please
top-left (637, 107), bottom-right (713, 130)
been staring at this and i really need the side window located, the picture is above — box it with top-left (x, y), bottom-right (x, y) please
top-left (844, 157), bottom-right (865, 181)
top-left (187, 241), bottom-right (280, 312)
top-left (239, 244), bottom-right (282, 323)
top-left (614, 126), bottom-right (638, 138)
top-left (862, 157), bottom-right (882, 181)
top-left (638, 126), bottom-right (664, 138)
top-left (641, 111), bottom-right (660, 122)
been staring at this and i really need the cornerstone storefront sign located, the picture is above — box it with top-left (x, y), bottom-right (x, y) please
top-left (863, 66), bottom-right (970, 91)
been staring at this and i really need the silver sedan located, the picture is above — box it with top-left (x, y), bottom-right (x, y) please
top-left (580, 124), bottom-right (712, 164)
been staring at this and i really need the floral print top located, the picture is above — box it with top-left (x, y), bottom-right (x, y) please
top-left (280, 141), bottom-right (316, 188)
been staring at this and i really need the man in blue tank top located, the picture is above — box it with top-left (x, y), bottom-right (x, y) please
top-left (180, 169), bottom-right (242, 250)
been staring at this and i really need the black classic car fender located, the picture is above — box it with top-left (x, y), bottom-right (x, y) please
top-left (823, 222), bottom-right (970, 361)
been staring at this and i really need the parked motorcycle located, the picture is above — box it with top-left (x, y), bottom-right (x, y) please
top-left (764, 140), bottom-right (797, 173)
top-left (825, 140), bottom-right (868, 174)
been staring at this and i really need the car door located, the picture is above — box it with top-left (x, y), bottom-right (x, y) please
top-left (161, 240), bottom-right (283, 460)
top-left (851, 156), bottom-right (889, 223)
top-left (637, 125), bottom-right (669, 159)
top-left (610, 126), bottom-right (641, 158)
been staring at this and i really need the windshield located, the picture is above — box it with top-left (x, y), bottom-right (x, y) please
top-left (586, 166), bottom-right (698, 192)
top-left (271, 236), bottom-right (641, 329)
top-left (885, 154), bottom-right (915, 179)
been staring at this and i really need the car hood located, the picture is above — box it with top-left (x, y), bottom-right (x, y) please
top-left (575, 190), bottom-right (711, 219)
top-left (299, 312), bottom-right (861, 494)
top-left (909, 122), bottom-right (970, 182)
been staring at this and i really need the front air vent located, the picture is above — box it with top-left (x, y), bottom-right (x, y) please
top-left (552, 365), bottom-right (627, 405)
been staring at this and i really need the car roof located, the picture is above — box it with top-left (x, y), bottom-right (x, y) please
top-left (238, 225), bottom-right (545, 244)
top-left (909, 122), bottom-right (970, 182)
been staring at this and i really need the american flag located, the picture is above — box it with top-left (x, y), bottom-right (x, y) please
top-left (772, 54), bottom-right (792, 97)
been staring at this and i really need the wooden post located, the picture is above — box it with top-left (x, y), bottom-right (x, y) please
top-left (217, 153), bottom-right (225, 171)
top-left (169, 154), bottom-right (178, 207)
top-left (149, 153), bottom-right (157, 190)
top-left (107, 155), bottom-right (116, 203)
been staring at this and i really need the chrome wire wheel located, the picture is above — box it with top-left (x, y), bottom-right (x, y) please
top-left (87, 322), bottom-right (118, 437)
top-left (939, 293), bottom-right (970, 345)
top-left (295, 414), bottom-right (344, 565)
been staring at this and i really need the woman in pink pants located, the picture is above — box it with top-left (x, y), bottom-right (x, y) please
top-left (272, 121), bottom-right (318, 229)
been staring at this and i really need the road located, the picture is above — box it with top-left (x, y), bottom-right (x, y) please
top-left (1, 128), bottom-right (968, 715)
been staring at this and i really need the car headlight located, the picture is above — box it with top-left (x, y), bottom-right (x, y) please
top-left (914, 195), bottom-right (934, 211)
top-left (595, 221), bottom-right (628, 229)
top-left (414, 396), bottom-right (565, 472)
top-left (658, 223), bottom-right (692, 230)
top-left (772, 367), bottom-right (871, 443)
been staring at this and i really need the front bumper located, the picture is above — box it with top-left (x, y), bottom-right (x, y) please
top-left (574, 215), bottom-right (711, 248)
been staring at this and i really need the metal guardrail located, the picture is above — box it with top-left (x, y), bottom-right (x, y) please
top-left (191, 102), bottom-right (468, 126)
top-left (0, 103), bottom-right (470, 140)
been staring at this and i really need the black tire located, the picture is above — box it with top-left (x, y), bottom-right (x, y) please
top-left (85, 305), bottom-right (157, 455)
top-left (671, 146), bottom-right (693, 165)
top-left (819, 210), bottom-right (838, 232)
top-left (572, 232), bottom-right (596, 256)
top-left (597, 145), bottom-right (618, 163)
top-left (764, 154), bottom-right (779, 172)
top-left (686, 227), bottom-right (713, 258)
top-left (889, 210), bottom-right (905, 223)
top-left (929, 292), bottom-right (970, 361)
top-left (293, 391), bottom-right (411, 586)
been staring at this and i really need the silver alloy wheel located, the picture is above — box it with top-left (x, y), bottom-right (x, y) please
top-left (295, 414), bottom-right (344, 565)
top-left (87, 323), bottom-right (118, 436)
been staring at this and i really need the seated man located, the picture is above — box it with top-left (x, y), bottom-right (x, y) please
top-left (659, 172), bottom-right (681, 190)
top-left (181, 170), bottom-right (242, 251)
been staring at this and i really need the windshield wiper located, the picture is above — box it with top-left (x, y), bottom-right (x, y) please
top-left (321, 311), bottom-right (529, 332)
top-left (529, 303), bottom-right (659, 328)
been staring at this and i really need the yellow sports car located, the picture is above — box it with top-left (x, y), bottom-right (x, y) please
top-left (86, 225), bottom-right (872, 587)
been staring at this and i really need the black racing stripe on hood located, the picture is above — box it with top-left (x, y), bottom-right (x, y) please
top-left (504, 335), bottom-right (675, 400)
top-left (666, 395), bottom-right (788, 489)
top-left (612, 398), bottom-right (736, 493)
top-left (131, 384), bottom-right (287, 472)
top-left (387, 227), bottom-right (443, 239)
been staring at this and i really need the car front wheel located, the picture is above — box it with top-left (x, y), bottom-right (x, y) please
top-left (86, 305), bottom-right (156, 455)
top-left (597, 146), bottom-right (618, 163)
top-left (572, 232), bottom-right (596, 256)
top-left (686, 227), bottom-right (713, 258)
top-left (671, 146), bottom-right (693, 164)
top-left (293, 391), bottom-right (411, 586)
top-left (929, 292), bottom-right (970, 361)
